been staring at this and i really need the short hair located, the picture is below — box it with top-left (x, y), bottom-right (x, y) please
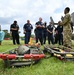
top-left (39, 17), bottom-right (42, 21)
top-left (14, 20), bottom-right (17, 23)
top-left (65, 7), bottom-right (70, 12)
top-left (27, 20), bottom-right (30, 23)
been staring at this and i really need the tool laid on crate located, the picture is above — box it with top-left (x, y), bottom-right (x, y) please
top-left (44, 46), bottom-right (74, 61)
top-left (0, 45), bottom-right (45, 67)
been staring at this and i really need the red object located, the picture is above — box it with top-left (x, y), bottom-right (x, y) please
top-left (4, 38), bottom-right (10, 40)
top-left (7, 54), bottom-right (16, 59)
top-left (0, 54), bottom-right (16, 60)
top-left (1, 54), bottom-right (8, 60)
top-left (0, 54), bottom-right (45, 60)
top-left (39, 54), bottom-right (45, 58)
top-left (24, 54), bottom-right (32, 59)
top-left (0, 54), bottom-right (3, 58)
top-left (58, 56), bottom-right (63, 60)
top-left (24, 54), bottom-right (45, 60)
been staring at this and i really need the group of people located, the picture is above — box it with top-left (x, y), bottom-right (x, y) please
top-left (10, 18), bottom-right (63, 46)
top-left (34, 18), bottom-right (63, 45)
top-left (10, 7), bottom-right (73, 51)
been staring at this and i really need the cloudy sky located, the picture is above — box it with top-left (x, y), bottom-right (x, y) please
top-left (0, 0), bottom-right (74, 36)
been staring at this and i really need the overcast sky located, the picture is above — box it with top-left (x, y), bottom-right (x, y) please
top-left (0, 0), bottom-right (74, 36)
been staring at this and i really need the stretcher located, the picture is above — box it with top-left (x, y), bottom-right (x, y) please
top-left (0, 45), bottom-right (45, 67)
top-left (44, 46), bottom-right (74, 61)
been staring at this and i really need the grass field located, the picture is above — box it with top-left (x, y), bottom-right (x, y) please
top-left (0, 40), bottom-right (74, 75)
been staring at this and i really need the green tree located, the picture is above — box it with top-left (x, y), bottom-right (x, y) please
top-left (4, 33), bottom-right (10, 38)
top-left (3, 30), bottom-right (11, 38)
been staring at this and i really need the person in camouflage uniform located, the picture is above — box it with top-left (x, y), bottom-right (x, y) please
top-left (59, 7), bottom-right (72, 51)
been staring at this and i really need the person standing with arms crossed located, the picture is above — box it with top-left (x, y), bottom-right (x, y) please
top-left (35, 17), bottom-right (44, 45)
top-left (10, 21), bottom-right (20, 45)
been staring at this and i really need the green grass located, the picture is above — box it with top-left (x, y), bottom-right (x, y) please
top-left (0, 40), bottom-right (74, 75)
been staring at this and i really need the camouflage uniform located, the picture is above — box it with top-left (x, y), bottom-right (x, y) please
top-left (60, 13), bottom-right (72, 48)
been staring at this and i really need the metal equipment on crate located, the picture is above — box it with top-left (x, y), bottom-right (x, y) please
top-left (0, 45), bottom-right (45, 67)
